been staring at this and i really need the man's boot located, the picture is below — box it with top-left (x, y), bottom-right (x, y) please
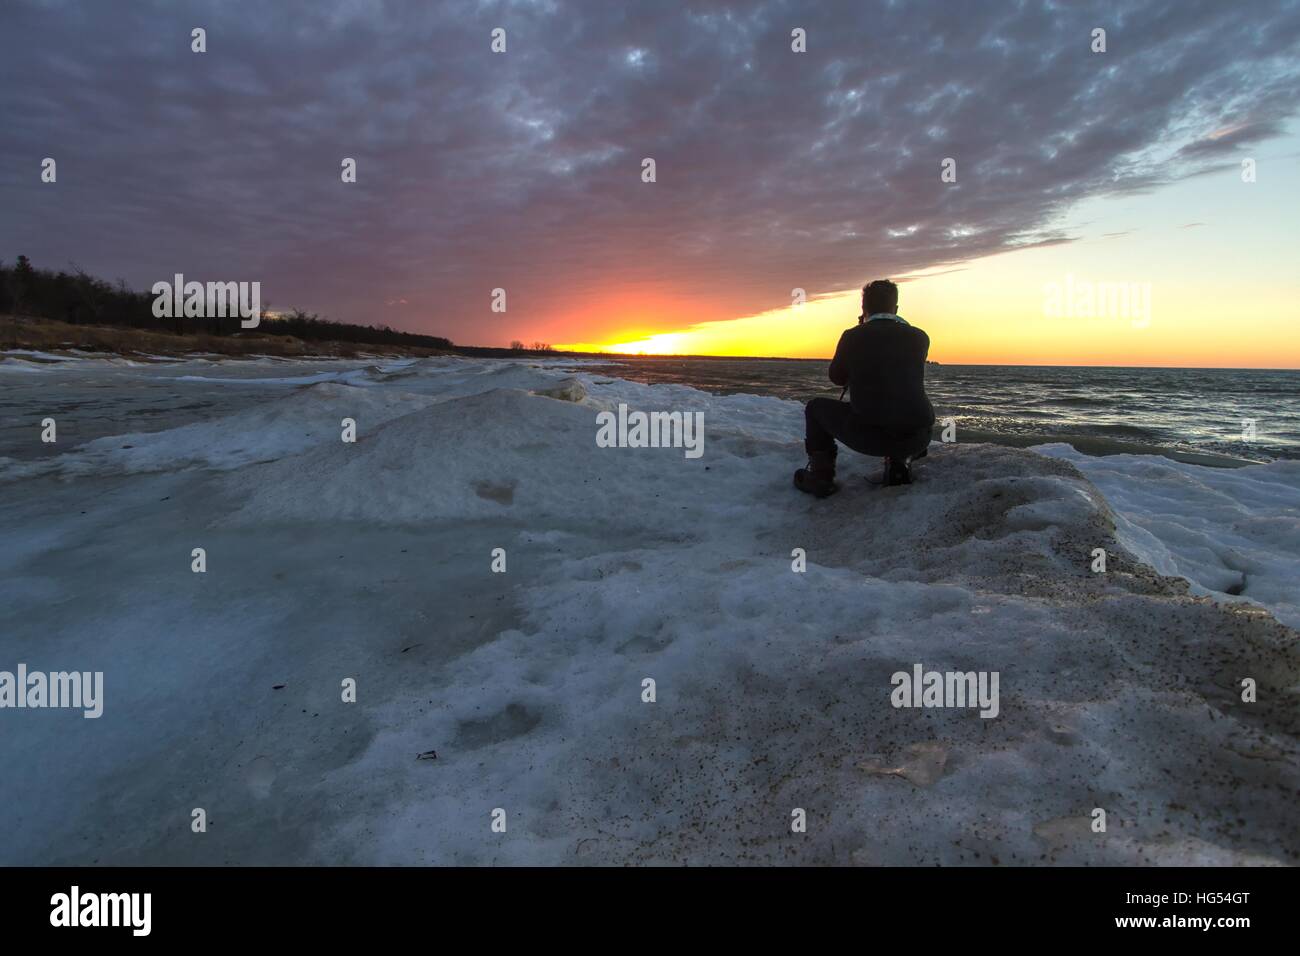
top-left (881, 456), bottom-right (913, 486)
top-left (794, 445), bottom-right (838, 498)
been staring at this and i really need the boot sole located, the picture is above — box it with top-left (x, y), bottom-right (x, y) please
top-left (794, 471), bottom-right (839, 498)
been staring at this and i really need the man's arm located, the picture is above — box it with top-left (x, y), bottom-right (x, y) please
top-left (828, 329), bottom-right (851, 386)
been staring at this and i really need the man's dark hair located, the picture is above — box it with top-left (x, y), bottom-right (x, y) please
top-left (862, 279), bottom-right (899, 316)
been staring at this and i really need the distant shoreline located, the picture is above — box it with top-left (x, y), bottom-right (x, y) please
top-left (1, 314), bottom-right (452, 361)
top-left (5, 316), bottom-right (1298, 371)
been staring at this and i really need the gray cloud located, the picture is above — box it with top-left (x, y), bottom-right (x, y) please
top-left (2, 0), bottom-right (1299, 344)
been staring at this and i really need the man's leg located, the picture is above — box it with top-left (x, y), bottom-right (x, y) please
top-left (848, 423), bottom-right (932, 486)
top-left (805, 401), bottom-right (932, 487)
top-left (806, 398), bottom-right (891, 456)
top-left (804, 397), bottom-right (855, 453)
top-left (895, 424), bottom-right (933, 460)
top-left (796, 398), bottom-right (848, 496)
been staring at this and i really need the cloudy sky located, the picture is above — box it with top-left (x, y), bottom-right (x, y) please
top-left (3, 0), bottom-right (1299, 364)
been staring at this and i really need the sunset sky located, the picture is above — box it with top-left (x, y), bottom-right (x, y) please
top-left (3, 0), bottom-right (1298, 366)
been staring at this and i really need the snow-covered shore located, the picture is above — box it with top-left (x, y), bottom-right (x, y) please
top-left (2, 355), bottom-right (1297, 864)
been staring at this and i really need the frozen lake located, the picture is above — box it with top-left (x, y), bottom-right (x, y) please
top-left (2, 353), bottom-right (1298, 864)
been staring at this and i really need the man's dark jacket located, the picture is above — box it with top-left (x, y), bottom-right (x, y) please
top-left (828, 320), bottom-right (935, 432)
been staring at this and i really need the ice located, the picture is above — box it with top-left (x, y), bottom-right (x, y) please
top-left (0, 359), bottom-right (50, 373)
top-left (3, 349), bottom-right (83, 361)
top-left (1, 357), bottom-right (1297, 865)
top-left (1034, 443), bottom-right (1300, 628)
top-left (1, 382), bottom-right (437, 479)
top-left (0, 349), bottom-right (152, 368)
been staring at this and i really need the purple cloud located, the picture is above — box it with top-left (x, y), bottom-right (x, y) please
top-left (2, 0), bottom-right (1298, 344)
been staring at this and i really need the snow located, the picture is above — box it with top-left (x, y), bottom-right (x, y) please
top-left (1033, 444), bottom-right (1300, 628)
top-left (2, 382), bottom-right (436, 478)
top-left (3, 349), bottom-right (83, 361)
top-left (1, 356), bottom-right (1297, 865)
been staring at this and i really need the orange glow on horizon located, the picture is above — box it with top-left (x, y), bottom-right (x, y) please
top-left (553, 242), bottom-right (1300, 368)
top-left (559, 313), bottom-right (1300, 368)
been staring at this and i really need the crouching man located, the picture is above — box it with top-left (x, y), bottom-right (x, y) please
top-left (794, 279), bottom-right (935, 496)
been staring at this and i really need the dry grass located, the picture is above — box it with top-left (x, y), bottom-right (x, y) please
top-left (0, 314), bottom-right (452, 360)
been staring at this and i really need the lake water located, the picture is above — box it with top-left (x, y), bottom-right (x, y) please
top-left (585, 357), bottom-right (1300, 462)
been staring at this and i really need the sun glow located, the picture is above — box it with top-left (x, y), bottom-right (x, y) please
top-left (595, 332), bottom-right (694, 355)
top-left (547, 141), bottom-right (1300, 368)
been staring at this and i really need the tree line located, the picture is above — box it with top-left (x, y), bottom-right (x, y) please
top-left (0, 255), bottom-right (454, 350)
top-left (509, 340), bottom-right (555, 352)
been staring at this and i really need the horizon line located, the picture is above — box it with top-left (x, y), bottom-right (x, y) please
top-left (503, 348), bottom-right (1300, 372)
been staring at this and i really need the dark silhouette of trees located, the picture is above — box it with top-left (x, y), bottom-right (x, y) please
top-left (8, 255), bottom-right (34, 315)
top-left (0, 257), bottom-right (453, 349)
